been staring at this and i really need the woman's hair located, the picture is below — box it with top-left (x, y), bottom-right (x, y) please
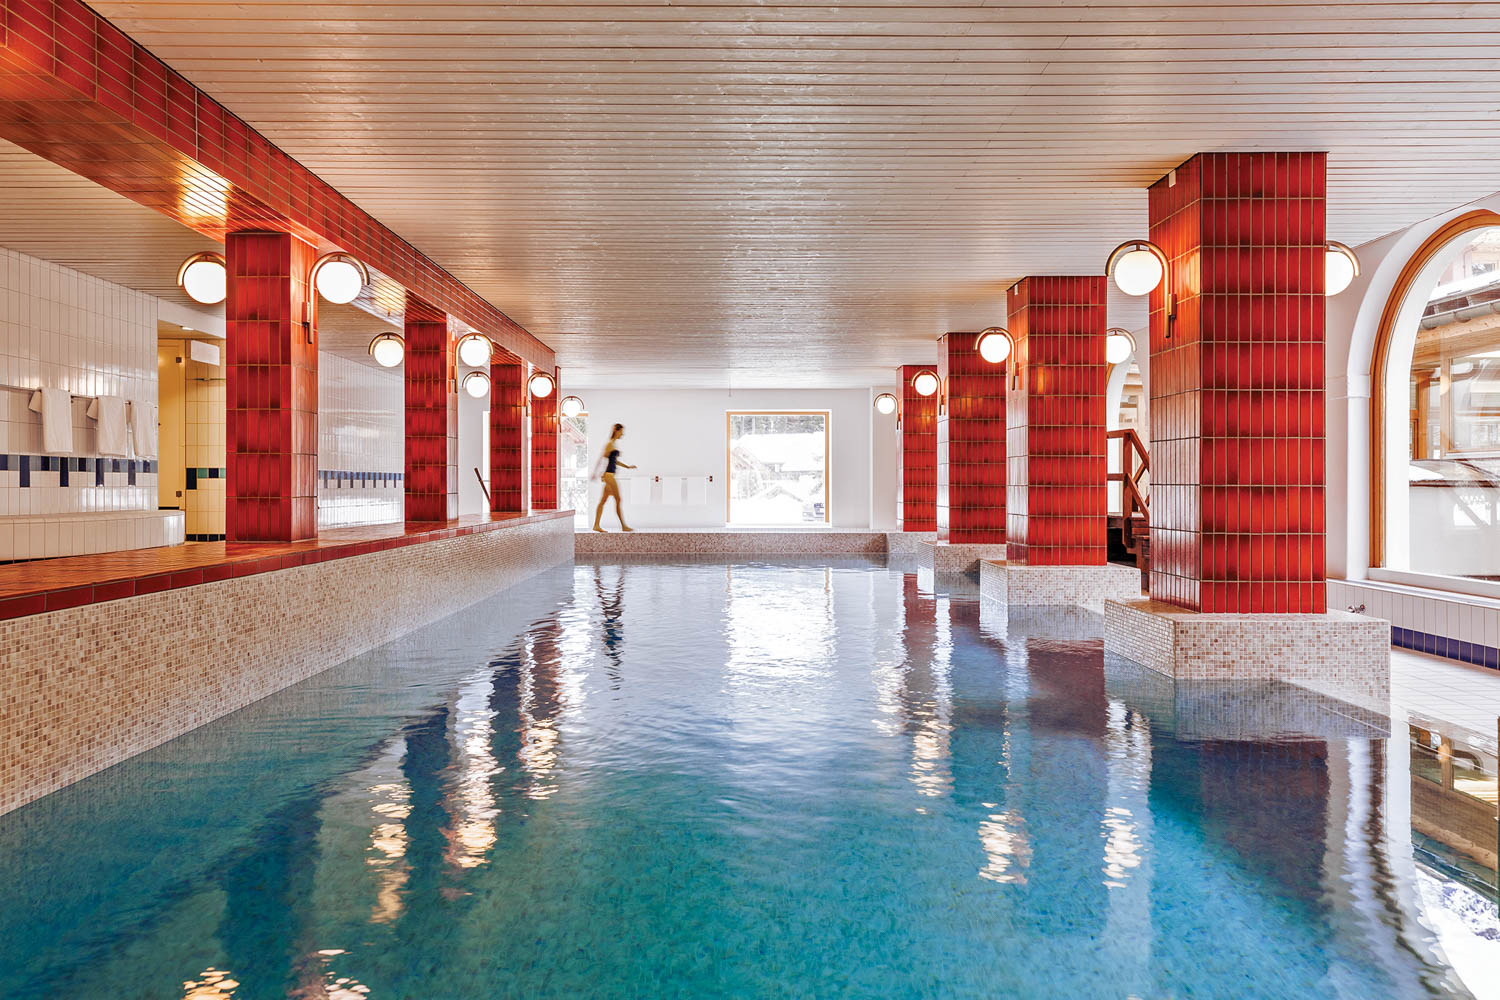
top-left (611, 423), bottom-right (624, 436)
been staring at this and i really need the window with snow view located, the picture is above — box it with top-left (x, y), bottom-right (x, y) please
top-left (726, 411), bottom-right (830, 525)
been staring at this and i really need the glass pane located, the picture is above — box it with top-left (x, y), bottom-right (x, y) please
top-left (1407, 229), bottom-right (1500, 579)
top-left (558, 415), bottom-right (590, 528)
top-left (727, 412), bottom-right (827, 524)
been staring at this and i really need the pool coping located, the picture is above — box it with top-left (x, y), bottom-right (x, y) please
top-left (0, 509), bottom-right (575, 621)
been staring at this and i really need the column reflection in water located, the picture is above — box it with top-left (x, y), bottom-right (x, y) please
top-left (895, 574), bottom-right (954, 805)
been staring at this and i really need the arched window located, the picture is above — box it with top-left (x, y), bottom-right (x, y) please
top-left (1373, 210), bottom-right (1500, 588)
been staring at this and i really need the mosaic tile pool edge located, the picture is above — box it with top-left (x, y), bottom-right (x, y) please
top-left (0, 516), bottom-right (573, 817)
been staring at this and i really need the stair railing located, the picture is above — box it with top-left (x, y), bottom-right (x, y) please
top-left (1106, 429), bottom-right (1149, 523)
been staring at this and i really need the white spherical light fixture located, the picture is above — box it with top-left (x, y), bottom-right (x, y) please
top-left (874, 392), bottom-right (897, 415)
top-left (312, 254), bottom-right (367, 305)
top-left (456, 333), bottom-right (494, 368)
top-left (178, 252), bottom-right (227, 305)
top-left (560, 395), bottom-right (585, 418)
top-left (462, 370), bottom-right (491, 398)
top-left (368, 332), bottom-right (405, 368)
top-left (911, 370), bottom-right (939, 397)
top-left (1105, 328), bottom-right (1136, 366)
top-left (977, 327), bottom-right (1013, 364)
top-left (1107, 241), bottom-right (1167, 297)
top-left (1324, 241), bottom-right (1359, 296)
top-left (529, 371), bottom-right (556, 397)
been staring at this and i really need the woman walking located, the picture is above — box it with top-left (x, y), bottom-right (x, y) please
top-left (593, 423), bottom-right (636, 532)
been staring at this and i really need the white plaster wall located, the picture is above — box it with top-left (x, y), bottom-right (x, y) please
top-left (0, 246), bottom-right (158, 515)
top-left (457, 362), bottom-right (489, 517)
top-left (576, 387), bottom-right (890, 529)
top-left (869, 385), bottom-right (899, 529)
top-left (317, 352), bottom-right (403, 528)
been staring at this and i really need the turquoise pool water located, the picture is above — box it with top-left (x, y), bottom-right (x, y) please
top-left (0, 559), bottom-right (1487, 998)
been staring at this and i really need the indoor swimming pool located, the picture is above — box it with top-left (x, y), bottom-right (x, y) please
top-left (0, 559), bottom-right (1494, 999)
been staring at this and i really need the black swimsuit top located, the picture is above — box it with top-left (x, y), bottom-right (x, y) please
top-left (606, 449), bottom-right (620, 474)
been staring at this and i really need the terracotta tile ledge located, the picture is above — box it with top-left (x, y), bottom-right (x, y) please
top-left (0, 510), bottom-right (575, 621)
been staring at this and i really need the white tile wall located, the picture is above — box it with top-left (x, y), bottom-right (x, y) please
top-left (1330, 577), bottom-right (1500, 666)
top-left (0, 247), bottom-right (158, 521)
top-left (318, 352), bottom-right (403, 529)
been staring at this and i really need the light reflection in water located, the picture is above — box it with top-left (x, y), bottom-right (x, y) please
top-left (978, 808), bottom-right (1033, 885)
top-left (362, 742), bottom-right (413, 925)
top-left (442, 676), bottom-right (501, 869)
top-left (182, 967), bottom-right (238, 999)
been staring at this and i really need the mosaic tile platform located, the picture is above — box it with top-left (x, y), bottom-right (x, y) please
top-left (1103, 598), bottom-right (1391, 712)
top-left (979, 560), bottom-right (1142, 608)
top-left (885, 530), bottom-right (936, 557)
top-left (575, 529), bottom-right (887, 556)
top-left (920, 540), bottom-right (1010, 575)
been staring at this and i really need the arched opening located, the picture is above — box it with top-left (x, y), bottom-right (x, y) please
top-left (1372, 210), bottom-right (1500, 588)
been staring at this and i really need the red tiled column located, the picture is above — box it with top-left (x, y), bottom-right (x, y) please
top-left (1148, 152), bottom-right (1327, 613)
top-left (490, 361), bottom-right (530, 514)
top-left (1005, 277), bottom-right (1109, 565)
top-left (530, 376), bottom-right (559, 510)
top-left (225, 230), bottom-right (317, 542)
top-left (898, 365), bottom-right (938, 532)
top-left (404, 294), bottom-right (457, 522)
top-left (936, 333), bottom-right (1007, 543)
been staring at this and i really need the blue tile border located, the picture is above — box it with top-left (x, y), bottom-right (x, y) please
top-left (0, 455), bottom-right (154, 486)
top-left (1392, 626), bottom-right (1500, 671)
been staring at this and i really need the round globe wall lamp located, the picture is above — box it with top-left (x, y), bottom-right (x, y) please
top-left (462, 370), bottom-right (491, 398)
top-left (310, 252), bottom-right (369, 305)
top-left (560, 395), bottom-right (586, 418)
top-left (1105, 328), bottom-right (1136, 366)
top-left (368, 332), bottom-right (405, 368)
top-left (177, 251), bottom-right (228, 305)
top-left (976, 327), bottom-right (1014, 365)
top-left (456, 333), bottom-right (495, 368)
top-left (874, 392), bottom-right (898, 415)
top-left (1325, 241), bottom-right (1360, 296)
top-left (529, 371), bottom-right (557, 397)
top-left (1106, 240), bottom-right (1169, 297)
top-left (1105, 239), bottom-right (1175, 337)
top-left (911, 370), bottom-right (940, 397)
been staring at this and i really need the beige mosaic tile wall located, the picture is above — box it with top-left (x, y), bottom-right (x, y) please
top-left (1104, 598), bottom-right (1391, 712)
top-left (575, 530), bottom-right (887, 556)
top-left (0, 518), bottom-right (572, 816)
top-left (885, 530), bottom-right (936, 557)
top-left (922, 541), bottom-right (1009, 574)
top-left (980, 560), bottom-right (1143, 608)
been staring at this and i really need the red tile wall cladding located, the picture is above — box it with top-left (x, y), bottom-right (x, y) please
top-left (404, 294), bottom-right (458, 522)
top-left (491, 362), bottom-right (530, 514)
top-left (898, 364), bottom-right (938, 532)
top-left (225, 230), bottom-right (317, 542)
top-left (531, 380), bottom-right (559, 511)
top-left (1147, 152), bottom-right (1327, 614)
top-left (937, 332), bottom-right (1007, 544)
top-left (0, 0), bottom-right (551, 369)
top-left (1006, 276), bottom-right (1109, 566)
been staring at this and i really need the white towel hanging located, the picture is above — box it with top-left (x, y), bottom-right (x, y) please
top-left (628, 476), bottom-right (653, 505)
top-left (661, 476), bottom-right (685, 506)
top-left (686, 477), bottom-right (709, 505)
top-left (130, 400), bottom-right (159, 459)
top-left (28, 388), bottom-right (74, 455)
top-left (87, 395), bottom-right (129, 457)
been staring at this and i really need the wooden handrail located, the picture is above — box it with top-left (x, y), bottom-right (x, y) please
top-left (1106, 428), bottom-right (1150, 523)
top-left (474, 467), bottom-right (491, 506)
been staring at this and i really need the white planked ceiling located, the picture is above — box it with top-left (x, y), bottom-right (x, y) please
top-left (44, 3), bottom-right (1500, 384)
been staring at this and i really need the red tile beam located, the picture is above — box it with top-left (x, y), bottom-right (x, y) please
top-left (0, 0), bottom-right (552, 370)
top-left (404, 294), bottom-right (457, 522)
top-left (937, 332), bottom-right (1007, 544)
top-left (530, 377), bottom-right (559, 511)
top-left (224, 230), bottom-right (317, 542)
top-left (490, 361), bottom-right (529, 515)
top-left (1005, 276), bottom-right (1109, 566)
top-left (1147, 152), bottom-right (1327, 614)
top-left (897, 364), bottom-right (937, 532)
